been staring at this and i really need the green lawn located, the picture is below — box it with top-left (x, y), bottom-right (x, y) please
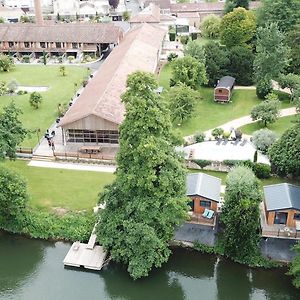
top-left (159, 63), bottom-right (292, 137)
top-left (239, 115), bottom-right (300, 135)
top-left (0, 65), bottom-right (89, 148)
top-left (0, 160), bottom-right (115, 211)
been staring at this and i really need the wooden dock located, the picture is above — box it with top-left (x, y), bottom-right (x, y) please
top-left (63, 226), bottom-right (107, 271)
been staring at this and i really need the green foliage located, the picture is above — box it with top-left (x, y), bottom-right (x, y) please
top-left (171, 56), bottom-right (207, 88)
top-left (7, 80), bottom-right (18, 94)
top-left (227, 46), bottom-right (254, 85)
top-left (59, 66), bottom-right (66, 76)
top-left (219, 166), bottom-right (262, 264)
top-left (256, 78), bottom-right (273, 99)
top-left (167, 53), bottom-right (178, 62)
top-left (192, 159), bottom-right (211, 169)
top-left (258, 0), bottom-right (300, 32)
top-left (222, 131), bottom-right (231, 139)
top-left (180, 35), bottom-right (189, 45)
top-left (96, 71), bottom-right (188, 279)
top-left (184, 40), bottom-right (205, 61)
top-left (0, 101), bottom-right (27, 159)
top-left (211, 127), bottom-right (224, 139)
top-left (220, 7), bottom-right (256, 48)
top-left (224, 0), bottom-right (249, 14)
top-left (269, 124), bottom-right (300, 176)
top-left (254, 163), bottom-right (271, 179)
top-left (167, 83), bottom-right (200, 123)
top-left (194, 132), bottom-right (205, 143)
top-left (0, 166), bottom-right (28, 230)
top-left (20, 15), bottom-right (33, 23)
top-left (252, 128), bottom-right (277, 154)
top-left (29, 92), bottom-right (43, 109)
top-left (200, 14), bottom-right (221, 39)
top-left (289, 242), bottom-right (300, 288)
top-left (193, 241), bottom-right (216, 254)
top-left (0, 17), bottom-right (4, 23)
top-left (254, 23), bottom-right (290, 84)
top-left (286, 24), bottom-right (300, 74)
top-left (122, 11), bottom-right (130, 21)
top-left (278, 73), bottom-right (300, 110)
top-left (203, 41), bottom-right (229, 86)
top-left (0, 55), bottom-right (14, 72)
top-left (250, 96), bottom-right (280, 127)
top-left (0, 81), bottom-right (7, 96)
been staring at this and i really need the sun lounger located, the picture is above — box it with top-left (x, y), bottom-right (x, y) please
top-left (202, 209), bottom-right (209, 218)
top-left (206, 210), bottom-right (215, 219)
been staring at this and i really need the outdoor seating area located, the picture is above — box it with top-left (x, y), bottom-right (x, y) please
top-left (188, 211), bottom-right (216, 227)
top-left (202, 208), bottom-right (214, 219)
top-left (79, 145), bottom-right (102, 154)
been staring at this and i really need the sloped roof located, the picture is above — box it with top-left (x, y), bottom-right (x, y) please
top-left (216, 76), bottom-right (235, 90)
top-left (264, 184), bottom-right (300, 211)
top-left (0, 23), bottom-right (122, 43)
top-left (59, 23), bottom-right (166, 127)
top-left (144, 0), bottom-right (171, 10)
top-left (186, 173), bottom-right (221, 202)
top-left (130, 3), bottom-right (160, 23)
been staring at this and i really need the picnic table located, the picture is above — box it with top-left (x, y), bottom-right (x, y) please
top-left (79, 145), bottom-right (102, 154)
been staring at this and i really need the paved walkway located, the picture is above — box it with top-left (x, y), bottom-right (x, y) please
top-left (28, 160), bottom-right (116, 173)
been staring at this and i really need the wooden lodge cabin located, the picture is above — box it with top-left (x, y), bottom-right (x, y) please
top-left (186, 173), bottom-right (221, 216)
top-left (263, 183), bottom-right (300, 229)
top-left (214, 76), bottom-right (235, 102)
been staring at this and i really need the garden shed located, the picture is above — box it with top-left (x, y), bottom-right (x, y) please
top-left (214, 76), bottom-right (235, 102)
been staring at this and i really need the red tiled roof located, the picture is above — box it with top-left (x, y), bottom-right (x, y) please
top-left (59, 24), bottom-right (166, 127)
top-left (130, 3), bottom-right (160, 23)
top-left (144, 0), bottom-right (171, 10)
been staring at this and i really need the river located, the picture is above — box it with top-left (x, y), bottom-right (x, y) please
top-left (1, 231), bottom-right (300, 300)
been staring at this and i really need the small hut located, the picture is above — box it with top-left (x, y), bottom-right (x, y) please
top-left (214, 76), bottom-right (235, 102)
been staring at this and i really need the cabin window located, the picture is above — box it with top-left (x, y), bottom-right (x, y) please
top-left (72, 43), bottom-right (78, 49)
top-left (188, 200), bottom-right (194, 211)
top-left (40, 42), bottom-right (46, 48)
top-left (218, 89), bottom-right (222, 93)
top-left (274, 212), bottom-right (288, 225)
top-left (294, 213), bottom-right (300, 220)
top-left (56, 42), bottom-right (61, 48)
top-left (8, 41), bottom-right (14, 47)
top-left (200, 200), bottom-right (211, 208)
top-left (24, 42), bottom-right (30, 48)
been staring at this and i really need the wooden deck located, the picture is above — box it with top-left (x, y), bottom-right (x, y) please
top-left (187, 212), bottom-right (216, 228)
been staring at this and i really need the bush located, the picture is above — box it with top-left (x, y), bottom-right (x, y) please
top-left (211, 127), bottom-right (224, 140)
top-left (194, 132), bottom-right (205, 143)
top-left (68, 56), bottom-right (75, 63)
top-left (7, 80), bottom-right (18, 94)
top-left (252, 129), bottom-right (277, 154)
top-left (192, 159), bottom-right (211, 169)
top-left (194, 241), bottom-right (216, 254)
top-left (253, 163), bottom-right (271, 179)
top-left (222, 131), bottom-right (231, 139)
top-left (200, 14), bottom-right (221, 39)
top-left (256, 78), bottom-right (273, 99)
top-left (167, 52), bottom-right (178, 62)
top-left (180, 35), bottom-right (189, 45)
top-left (22, 55), bottom-right (31, 63)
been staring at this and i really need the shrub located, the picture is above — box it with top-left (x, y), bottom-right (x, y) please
top-left (167, 52), bottom-right (178, 62)
top-left (68, 56), bottom-right (75, 63)
top-left (211, 127), bottom-right (224, 140)
top-left (194, 132), bottom-right (205, 143)
top-left (252, 129), bottom-right (277, 154)
top-left (192, 159), bottom-right (211, 169)
top-left (256, 78), bottom-right (273, 99)
top-left (22, 55), bottom-right (31, 63)
top-left (7, 80), bottom-right (18, 94)
top-left (29, 92), bottom-right (43, 109)
top-left (222, 131), bottom-right (231, 139)
top-left (194, 241), bottom-right (216, 254)
top-left (180, 35), bottom-right (189, 45)
top-left (253, 163), bottom-right (271, 179)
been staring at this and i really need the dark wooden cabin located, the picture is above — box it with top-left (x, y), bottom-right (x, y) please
top-left (214, 76), bottom-right (235, 102)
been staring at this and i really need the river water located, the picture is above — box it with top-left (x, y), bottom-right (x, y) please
top-left (1, 231), bottom-right (300, 300)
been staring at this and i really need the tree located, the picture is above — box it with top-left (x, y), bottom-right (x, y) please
top-left (96, 72), bottom-right (188, 279)
top-left (290, 242), bottom-right (300, 288)
top-left (252, 128), bottom-right (277, 154)
top-left (109, 0), bottom-right (119, 9)
top-left (166, 83), bottom-right (199, 123)
top-left (224, 0), bottom-right (249, 14)
top-left (250, 94), bottom-right (280, 127)
top-left (0, 55), bottom-right (14, 72)
top-left (59, 66), bottom-right (66, 76)
top-left (256, 78), bottom-right (273, 99)
top-left (184, 40), bottom-right (205, 61)
top-left (254, 23), bottom-right (290, 84)
top-left (170, 56), bottom-right (207, 89)
top-left (122, 11), bottom-right (130, 21)
top-left (278, 73), bottom-right (300, 110)
top-left (29, 92), bottom-right (43, 109)
top-left (200, 14), bottom-right (221, 39)
top-left (220, 7), bottom-right (256, 48)
top-left (269, 124), bottom-right (300, 177)
top-left (203, 41), bottom-right (229, 86)
top-left (211, 127), bottom-right (224, 140)
top-left (219, 166), bottom-right (261, 263)
top-left (0, 166), bottom-right (29, 230)
top-left (0, 102), bottom-right (27, 159)
top-left (227, 46), bottom-right (254, 85)
top-left (286, 24), bottom-right (300, 75)
top-left (257, 0), bottom-right (300, 32)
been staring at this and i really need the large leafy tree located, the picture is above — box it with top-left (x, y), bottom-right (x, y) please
top-left (224, 0), bottom-right (249, 14)
top-left (227, 46), bottom-right (254, 85)
top-left (286, 24), bottom-right (300, 75)
top-left (203, 41), bottom-right (229, 87)
top-left (252, 128), bottom-right (277, 154)
top-left (269, 124), bottom-right (300, 177)
top-left (219, 166), bottom-right (261, 263)
top-left (258, 0), bottom-right (300, 32)
top-left (171, 56), bottom-right (207, 89)
top-left (220, 7), bottom-right (256, 48)
top-left (96, 72), bottom-right (188, 279)
top-left (0, 166), bottom-right (29, 230)
top-left (183, 40), bottom-right (205, 62)
top-left (0, 101), bottom-right (27, 159)
top-left (166, 83), bottom-right (199, 124)
top-left (200, 14), bottom-right (221, 39)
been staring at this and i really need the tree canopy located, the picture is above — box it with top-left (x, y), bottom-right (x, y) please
top-left (224, 0), bottom-right (249, 14)
top-left (286, 24), bottom-right (300, 75)
top-left (200, 14), bottom-right (221, 39)
top-left (96, 72), bottom-right (188, 279)
top-left (269, 124), bottom-right (300, 177)
top-left (0, 101), bottom-right (27, 159)
top-left (183, 40), bottom-right (206, 62)
top-left (170, 56), bottom-right (207, 88)
top-left (220, 7), bottom-right (256, 48)
top-left (252, 128), bottom-right (277, 154)
top-left (29, 92), bottom-right (43, 109)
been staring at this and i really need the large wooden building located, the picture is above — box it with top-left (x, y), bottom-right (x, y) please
top-left (59, 23), bottom-right (166, 145)
top-left (0, 23), bottom-right (123, 58)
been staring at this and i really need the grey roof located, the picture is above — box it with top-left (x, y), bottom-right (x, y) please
top-left (264, 183), bottom-right (300, 211)
top-left (216, 76), bottom-right (235, 90)
top-left (186, 173), bottom-right (221, 202)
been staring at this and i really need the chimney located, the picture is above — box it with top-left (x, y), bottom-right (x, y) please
top-left (34, 0), bottom-right (44, 25)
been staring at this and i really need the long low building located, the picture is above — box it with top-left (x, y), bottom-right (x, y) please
top-left (0, 23), bottom-right (123, 58)
top-left (59, 23), bottom-right (166, 145)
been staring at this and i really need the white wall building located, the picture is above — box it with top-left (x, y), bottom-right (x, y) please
top-left (3, 0), bottom-right (53, 9)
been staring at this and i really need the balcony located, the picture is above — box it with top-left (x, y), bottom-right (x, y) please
top-left (187, 211), bottom-right (217, 228)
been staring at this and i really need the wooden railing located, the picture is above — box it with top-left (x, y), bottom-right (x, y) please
top-left (16, 147), bottom-right (33, 154)
top-left (54, 151), bottom-right (115, 162)
top-left (261, 229), bottom-right (300, 239)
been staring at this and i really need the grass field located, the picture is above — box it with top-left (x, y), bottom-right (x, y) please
top-left (239, 115), bottom-right (299, 135)
top-left (158, 63), bottom-right (292, 137)
top-left (0, 65), bottom-right (89, 147)
top-left (0, 160), bottom-right (115, 211)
